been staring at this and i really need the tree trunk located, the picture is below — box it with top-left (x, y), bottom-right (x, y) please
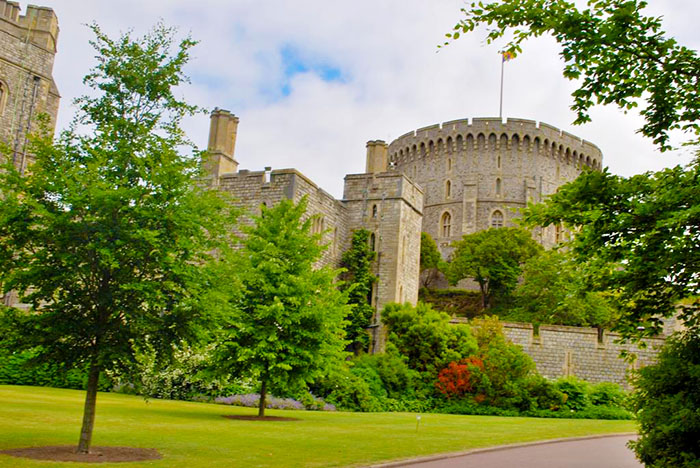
top-left (77, 359), bottom-right (100, 454)
top-left (479, 281), bottom-right (489, 309)
top-left (258, 378), bottom-right (267, 418)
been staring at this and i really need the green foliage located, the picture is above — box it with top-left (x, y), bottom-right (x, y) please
top-left (523, 163), bottom-right (700, 338)
top-left (445, 228), bottom-right (542, 308)
top-left (0, 348), bottom-right (111, 391)
top-left (352, 343), bottom-right (419, 399)
top-left (444, 0), bottom-right (700, 150)
top-left (214, 198), bottom-right (350, 415)
top-left (311, 365), bottom-right (383, 412)
top-left (629, 333), bottom-right (700, 468)
top-left (0, 23), bottom-right (237, 450)
top-left (340, 229), bottom-right (377, 353)
top-left (507, 250), bottom-right (618, 328)
top-left (419, 288), bottom-right (484, 318)
top-left (382, 302), bottom-right (477, 380)
top-left (419, 232), bottom-right (442, 288)
top-left (111, 342), bottom-right (240, 401)
top-left (555, 376), bottom-right (591, 411)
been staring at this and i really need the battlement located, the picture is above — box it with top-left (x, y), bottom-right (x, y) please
top-left (0, 1), bottom-right (59, 52)
top-left (388, 116), bottom-right (603, 171)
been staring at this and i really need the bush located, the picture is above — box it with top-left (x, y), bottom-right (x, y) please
top-left (629, 333), bottom-right (700, 468)
top-left (555, 376), bottom-right (591, 411)
top-left (351, 344), bottom-right (420, 399)
top-left (435, 357), bottom-right (484, 399)
top-left (588, 382), bottom-right (627, 408)
top-left (0, 348), bottom-right (111, 391)
top-left (310, 366), bottom-right (384, 412)
top-left (214, 393), bottom-right (335, 411)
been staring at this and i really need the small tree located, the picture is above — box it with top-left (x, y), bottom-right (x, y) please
top-left (419, 232), bottom-right (442, 288)
top-left (0, 24), bottom-right (236, 453)
top-left (510, 250), bottom-right (618, 328)
top-left (340, 229), bottom-right (377, 354)
top-left (215, 198), bottom-right (350, 417)
top-left (445, 228), bottom-right (542, 308)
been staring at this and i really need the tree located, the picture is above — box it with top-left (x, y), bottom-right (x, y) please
top-left (510, 250), bottom-right (618, 328)
top-left (340, 229), bottom-right (377, 354)
top-left (447, 2), bottom-right (700, 464)
top-left (445, 228), bottom-right (542, 308)
top-left (419, 232), bottom-right (442, 288)
top-left (444, 0), bottom-right (700, 150)
top-left (214, 198), bottom-right (350, 417)
top-left (0, 24), bottom-right (236, 453)
top-left (628, 332), bottom-right (700, 468)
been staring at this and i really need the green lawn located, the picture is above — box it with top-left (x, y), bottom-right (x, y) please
top-left (0, 385), bottom-right (636, 467)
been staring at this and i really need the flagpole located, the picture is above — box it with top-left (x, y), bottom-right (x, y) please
top-left (499, 55), bottom-right (504, 119)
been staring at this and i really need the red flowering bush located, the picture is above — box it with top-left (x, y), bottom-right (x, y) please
top-left (435, 357), bottom-right (484, 398)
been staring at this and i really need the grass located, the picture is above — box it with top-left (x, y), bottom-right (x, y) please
top-left (0, 385), bottom-right (636, 468)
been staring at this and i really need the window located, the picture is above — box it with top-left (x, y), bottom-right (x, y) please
top-left (445, 180), bottom-right (451, 199)
top-left (441, 212), bottom-right (452, 237)
top-left (369, 232), bottom-right (376, 251)
top-left (372, 204), bottom-right (378, 219)
top-left (491, 210), bottom-right (504, 228)
top-left (311, 216), bottom-right (325, 234)
top-left (496, 178), bottom-right (502, 196)
top-left (497, 154), bottom-right (501, 168)
top-left (447, 158), bottom-right (452, 171)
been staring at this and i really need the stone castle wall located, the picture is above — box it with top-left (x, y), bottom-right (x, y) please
top-left (388, 118), bottom-right (603, 254)
top-left (454, 318), bottom-right (664, 388)
top-left (0, 0), bottom-right (60, 171)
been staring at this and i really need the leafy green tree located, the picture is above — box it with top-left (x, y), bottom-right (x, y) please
top-left (509, 250), bottom-right (618, 328)
top-left (445, 0), bottom-right (700, 150)
top-left (419, 232), bottom-right (442, 288)
top-left (629, 332), bottom-right (700, 468)
top-left (446, 1), bottom-right (700, 463)
top-left (382, 302), bottom-right (477, 381)
top-left (0, 24), bottom-right (236, 453)
top-left (445, 228), bottom-right (542, 308)
top-left (215, 198), bottom-right (350, 417)
top-left (340, 229), bottom-right (377, 354)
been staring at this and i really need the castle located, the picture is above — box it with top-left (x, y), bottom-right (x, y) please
top-left (2, 2), bottom-right (663, 386)
top-left (203, 110), bottom-right (603, 348)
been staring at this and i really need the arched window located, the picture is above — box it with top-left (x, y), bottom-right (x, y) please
top-left (496, 178), bottom-right (502, 196)
top-left (445, 180), bottom-right (451, 199)
top-left (441, 212), bottom-right (452, 237)
top-left (491, 210), bottom-right (504, 228)
top-left (369, 232), bottom-right (376, 251)
top-left (447, 158), bottom-right (452, 171)
top-left (372, 204), bottom-right (378, 219)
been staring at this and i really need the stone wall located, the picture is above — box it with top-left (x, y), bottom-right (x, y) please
top-left (454, 318), bottom-right (665, 388)
top-left (387, 117), bottom-right (603, 254)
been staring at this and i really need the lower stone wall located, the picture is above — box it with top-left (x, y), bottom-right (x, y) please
top-left (453, 319), bottom-right (666, 388)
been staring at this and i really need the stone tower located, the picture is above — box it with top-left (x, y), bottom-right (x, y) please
top-left (1, 1), bottom-right (59, 308)
top-left (0, 0), bottom-right (60, 173)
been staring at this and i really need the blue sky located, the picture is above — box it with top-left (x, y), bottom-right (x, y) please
top-left (28, 0), bottom-right (700, 197)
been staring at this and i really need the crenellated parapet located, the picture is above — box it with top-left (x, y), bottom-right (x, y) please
top-left (388, 117), bottom-right (602, 172)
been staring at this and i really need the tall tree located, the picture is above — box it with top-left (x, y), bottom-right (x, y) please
top-left (215, 198), bottom-right (350, 417)
top-left (446, 2), bottom-right (700, 465)
top-left (445, 228), bottom-right (542, 308)
top-left (444, 0), bottom-right (700, 150)
top-left (0, 24), bottom-right (236, 453)
top-left (340, 229), bottom-right (377, 354)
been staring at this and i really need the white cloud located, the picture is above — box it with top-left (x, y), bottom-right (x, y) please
top-left (34, 0), bottom-right (700, 197)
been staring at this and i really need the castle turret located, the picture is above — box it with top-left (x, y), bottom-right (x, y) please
top-left (365, 140), bottom-right (387, 174)
top-left (204, 109), bottom-right (239, 180)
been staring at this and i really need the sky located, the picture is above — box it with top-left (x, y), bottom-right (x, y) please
top-left (30, 0), bottom-right (700, 198)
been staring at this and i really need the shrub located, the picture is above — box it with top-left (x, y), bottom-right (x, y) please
top-left (310, 367), bottom-right (384, 412)
top-left (214, 393), bottom-right (335, 411)
top-left (435, 357), bottom-right (484, 399)
top-left (382, 302), bottom-right (477, 379)
top-left (588, 382), bottom-right (627, 408)
top-left (0, 348), bottom-right (111, 391)
top-left (555, 376), bottom-right (591, 411)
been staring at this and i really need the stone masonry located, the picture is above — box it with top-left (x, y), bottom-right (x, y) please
top-left (1, 1), bottom-right (59, 308)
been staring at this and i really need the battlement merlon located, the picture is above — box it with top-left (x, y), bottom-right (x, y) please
top-left (0, 1), bottom-right (59, 52)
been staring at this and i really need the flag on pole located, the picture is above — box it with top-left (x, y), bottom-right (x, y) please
top-left (502, 51), bottom-right (515, 62)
